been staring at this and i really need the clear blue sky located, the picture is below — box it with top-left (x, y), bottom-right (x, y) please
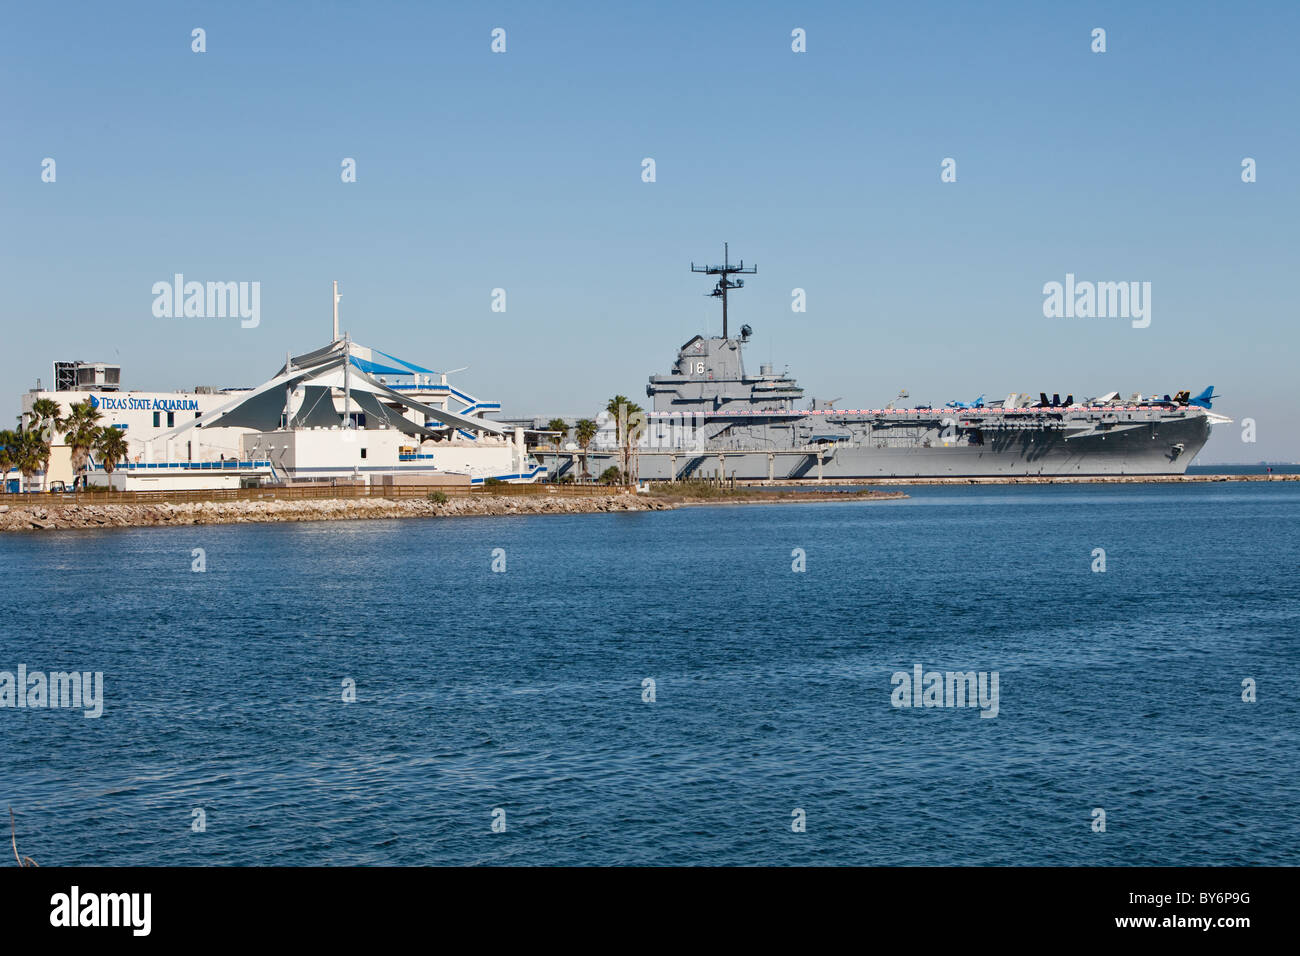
top-left (3, 1), bottom-right (1297, 461)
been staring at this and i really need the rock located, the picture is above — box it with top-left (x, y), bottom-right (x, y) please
top-left (0, 491), bottom-right (672, 533)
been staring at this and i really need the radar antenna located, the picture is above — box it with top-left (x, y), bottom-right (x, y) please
top-left (691, 242), bottom-right (756, 339)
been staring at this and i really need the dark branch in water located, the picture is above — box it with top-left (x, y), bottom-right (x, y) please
top-left (9, 808), bottom-right (38, 867)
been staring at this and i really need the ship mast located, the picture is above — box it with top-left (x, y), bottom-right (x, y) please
top-left (332, 279), bottom-right (341, 341)
top-left (691, 242), bottom-right (755, 339)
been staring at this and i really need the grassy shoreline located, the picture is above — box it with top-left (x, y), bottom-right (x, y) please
top-left (646, 482), bottom-right (907, 504)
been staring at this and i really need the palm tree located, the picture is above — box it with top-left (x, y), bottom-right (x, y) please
top-left (574, 418), bottom-right (597, 480)
top-left (544, 417), bottom-right (570, 484)
top-left (62, 400), bottom-right (102, 490)
top-left (0, 429), bottom-right (17, 492)
top-left (605, 395), bottom-right (643, 486)
top-left (15, 430), bottom-right (48, 493)
top-left (94, 426), bottom-right (129, 484)
top-left (27, 398), bottom-right (64, 491)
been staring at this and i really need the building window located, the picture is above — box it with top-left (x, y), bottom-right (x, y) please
top-left (167, 411), bottom-right (175, 427)
top-left (152, 411), bottom-right (160, 427)
top-left (360, 448), bottom-right (367, 459)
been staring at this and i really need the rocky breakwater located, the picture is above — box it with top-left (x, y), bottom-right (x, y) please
top-left (0, 494), bottom-right (674, 532)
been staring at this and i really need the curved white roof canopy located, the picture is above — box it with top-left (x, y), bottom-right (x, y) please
top-left (154, 339), bottom-right (506, 441)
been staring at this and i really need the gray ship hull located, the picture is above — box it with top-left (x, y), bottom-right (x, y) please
top-left (542, 413), bottom-right (1212, 481)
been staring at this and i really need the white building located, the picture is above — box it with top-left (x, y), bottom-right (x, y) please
top-left (189, 336), bottom-right (542, 486)
top-left (7, 288), bottom-right (545, 492)
top-left (12, 366), bottom-right (258, 491)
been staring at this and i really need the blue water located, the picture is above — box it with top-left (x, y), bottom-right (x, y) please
top-left (1, 483), bottom-right (1297, 866)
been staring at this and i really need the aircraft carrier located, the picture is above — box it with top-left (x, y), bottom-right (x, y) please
top-left (539, 246), bottom-right (1231, 481)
